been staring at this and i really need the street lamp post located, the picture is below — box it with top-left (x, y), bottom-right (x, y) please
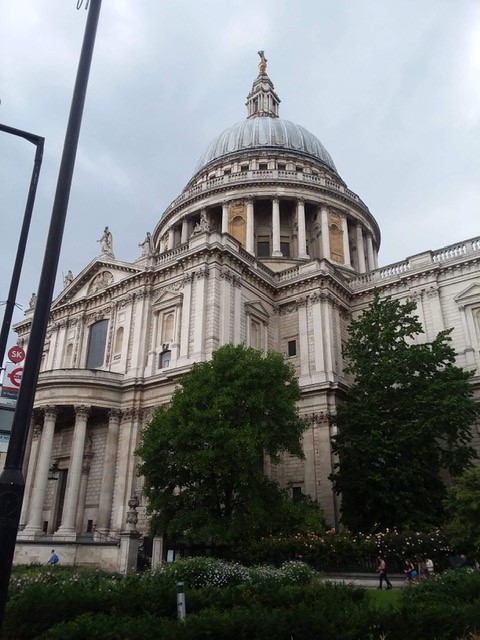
top-left (0, 0), bottom-right (102, 630)
top-left (0, 125), bottom-right (44, 373)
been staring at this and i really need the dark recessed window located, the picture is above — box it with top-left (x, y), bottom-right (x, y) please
top-left (159, 350), bottom-right (171, 369)
top-left (292, 486), bottom-right (303, 502)
top-left (296, 166), bottom-right (303, 172)
top-left (257, 241), bottom-right (270, 257)
top-left (241, 165), bottom-right (249, 172)
top-left (277, 163), bottom-right (286, 170)
top-left (86, 319), bottom-right (108, 369)
top-left (224, 168), bottom-right (231, 175)
top-left (258, 163), bottom-right (268, 170)
top-left (280, 242), bottom-right (290, 257)
top-left (288, 340), bottom-right (297, 357)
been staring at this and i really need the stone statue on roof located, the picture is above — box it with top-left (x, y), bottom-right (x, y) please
top-left (258, 50), bottom-right (267, 74)
top-left (98, 226), bottom-right (114, 258)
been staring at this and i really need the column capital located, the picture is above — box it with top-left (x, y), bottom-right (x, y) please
top-left (272, 196), bottom-right (280, 204)
top-left (74, 404), bottom-right (91, 421)
top-left (296, 196), bottom-right (305, 205)
top-left (43, 405), bottom-right (58, 420)
top-left (108, 408), bottom-right (122, 423)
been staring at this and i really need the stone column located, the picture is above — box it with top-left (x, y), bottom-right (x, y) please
top-left (320, 205), bottom-right (330, 260)
top-left (20, 406), bottom-right (57, 537)
top-left (366, 233), bottom-right (375, 272)
top-left (341, 215), bottom-right (351, 267)
top-left (221, 201), bottom-right (229, 234)
top-left (246, 199), bottom-right (255, 254)
top-left (180, 218), bottom-right (189, 244)
top-left (56, 405), bottom-right (90, 539)
top-left (167, 227), bottom-right (175, 251)
top-left (356, 223), bottom-right (366, 273)
top-left (19, 422), bottom-right (41, 529)
top-left (271, 197), bottom-right (282, 256)
top-left (296, 199), bottom-right (309, 259)
top-left (96, 409), bottom-right (122, 535)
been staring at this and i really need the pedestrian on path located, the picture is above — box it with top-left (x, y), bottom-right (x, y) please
top-left (377, 556), bottom-right (393, 590)
top-left (47, 550), bottom-right (59, 565)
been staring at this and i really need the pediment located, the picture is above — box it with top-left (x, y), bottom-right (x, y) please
top-left (152, 287), bottom-right (183, 310)
top-left (51, 258), bottom-right (144, 309)
top-left (244, 300), bottom-right (271, 321)
top-left (455, 282), bottom-right (480, 306)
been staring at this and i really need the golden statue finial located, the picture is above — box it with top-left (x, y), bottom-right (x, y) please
top-left (258, 50), bottom-right (267, 74)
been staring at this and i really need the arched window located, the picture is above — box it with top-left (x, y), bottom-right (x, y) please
top-left (162, 313), bottom-right (174, 343)
top-left (114, 326), bottom-right (124, 355)
top-left (86, 319), bottom-right (108, 369)
top-left (250, 320), bottom-right (261, 350)
top-left (159, 350), bottom-right (171, 369)
top-left (64, 343), bottom-right (73, 368)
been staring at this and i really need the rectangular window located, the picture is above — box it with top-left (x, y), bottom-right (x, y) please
top-left (280, 241), bottom-right (290, 257)
top-left (87, 520), bottom-right (93, 533)
top-left (288, 340), bottom-right (297, 357)
top-left (258, 163), bottom-right (268, 170)
top-left (292, 486), bottom-right (303, 502)
top-left (86, 319), bottom-right (108, 369)
top-left (257, 241), bottom-right (270, 257)
top-left (277, 163), bottom-right (286, 170)
top-left (241, 165), bottom-right (249, 172)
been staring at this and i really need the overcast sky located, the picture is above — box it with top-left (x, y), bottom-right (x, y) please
top-left (1, 0), bottom-right (479, 351)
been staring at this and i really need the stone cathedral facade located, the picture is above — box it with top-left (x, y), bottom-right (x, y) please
top-left (8, 55), bottom-right (480, 569)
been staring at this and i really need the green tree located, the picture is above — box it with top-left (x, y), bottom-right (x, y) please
top-left (330, 290), bottom-right (479, 533)
top-left (136, 344), bottom-right (322, 546)
top-left (444, 467), bottom-right (480, 557)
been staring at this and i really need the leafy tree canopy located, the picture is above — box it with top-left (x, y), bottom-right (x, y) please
top-left (444, 467), bottom-right (480, 557)
top-left (330, 290), bottom-right (479, 533)
top-left (136, 344), bottom-right (322, 545)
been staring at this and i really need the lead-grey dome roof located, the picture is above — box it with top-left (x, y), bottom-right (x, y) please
top-left (194, 117), bottom-right (337, 174)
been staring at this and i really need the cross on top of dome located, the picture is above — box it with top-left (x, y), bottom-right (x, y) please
top-left (246, 51), bottom-right (281, 119)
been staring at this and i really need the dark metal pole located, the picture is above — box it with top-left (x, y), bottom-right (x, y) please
top-left (0, 0), bottom-right (102, 630)
top-left (0, 128), bottom-right (44, 372)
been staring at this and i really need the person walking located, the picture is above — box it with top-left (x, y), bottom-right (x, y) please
top-left (404, 558), bottom-right (415, 585)
top-left (47, 550), bottom-right (59, 565)
top-left (377, 556), bottom-right (393, 590)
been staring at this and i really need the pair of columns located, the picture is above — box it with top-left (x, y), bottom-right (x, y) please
top-left (221, 197), bottom-right (310, 259)
top-left (355, 223), bottom-right (377, 273)
top-left (21, 405), bottom-right (121, 540)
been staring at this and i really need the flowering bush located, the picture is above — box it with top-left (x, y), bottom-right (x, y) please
top-left (239, 527), bottom-right (452, 571)
top-left (149, 556), bottom-right (318, 588)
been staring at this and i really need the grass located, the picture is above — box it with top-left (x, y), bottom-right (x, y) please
top-left (367, 588), bottom-right (402, 611)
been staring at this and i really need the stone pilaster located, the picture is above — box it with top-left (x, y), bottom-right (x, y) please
top-left (96, 409), bottom-right (122, 536)
top-left (246, 199), bottom-right (254, 254)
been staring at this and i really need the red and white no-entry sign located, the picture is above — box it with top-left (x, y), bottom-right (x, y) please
top-left (7, 346), bottom-right (25, 364)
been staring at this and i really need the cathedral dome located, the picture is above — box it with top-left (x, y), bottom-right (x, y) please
top-left (194, 117), bottom-right (337, 174)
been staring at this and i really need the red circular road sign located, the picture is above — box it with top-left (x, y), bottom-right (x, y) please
top-left (8, 346), bottom-right (25, 364)
top-left (7, 367), bottom-right (23, 388)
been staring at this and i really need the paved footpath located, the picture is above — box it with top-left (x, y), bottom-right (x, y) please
top-left (325, 572), bottom-right (406, 590)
